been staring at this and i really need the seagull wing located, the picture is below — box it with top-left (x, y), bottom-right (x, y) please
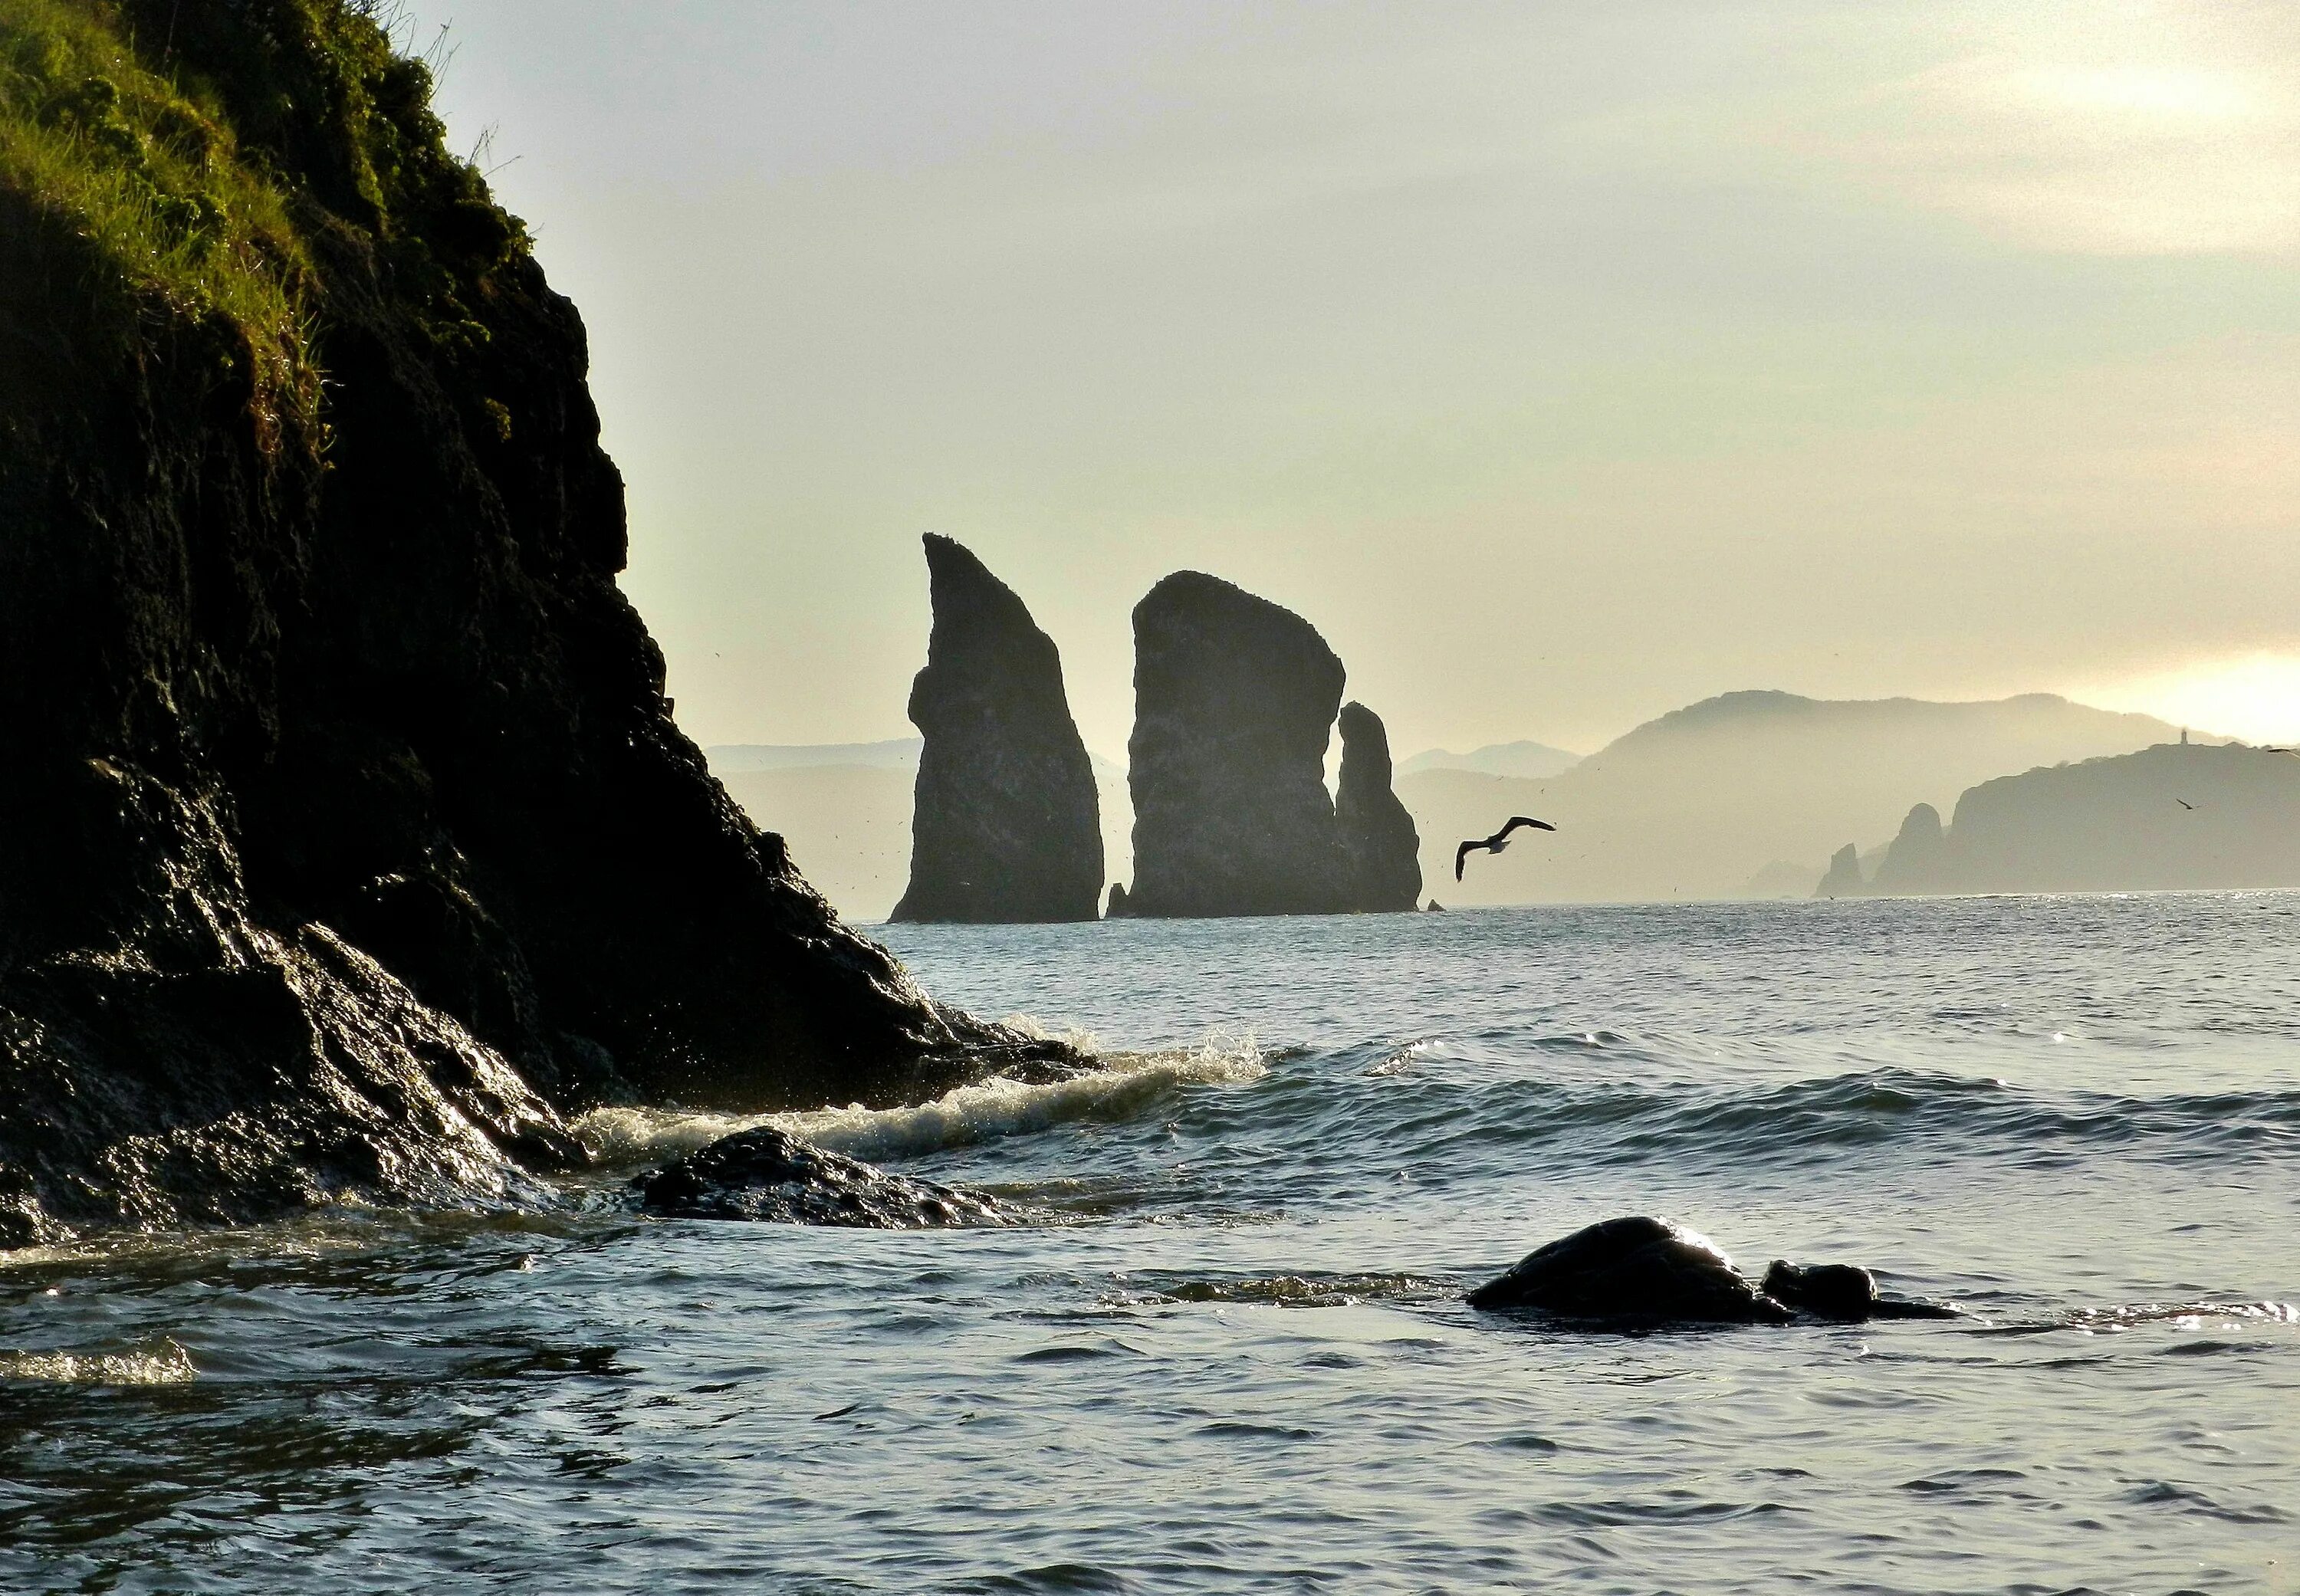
top-left (1500, 816), bottom-right (1556, 839)
top-left (1454, 840), bottom-right (1477, 881)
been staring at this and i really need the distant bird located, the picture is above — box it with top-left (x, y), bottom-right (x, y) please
top-left (2177, 798), bottom-right (2196, 810)
top-left (1455, 816), bottom-right (1556, 880)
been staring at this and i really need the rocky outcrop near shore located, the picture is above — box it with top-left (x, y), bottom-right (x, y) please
top-left (1125, 573), bottom-right (1352, 917)
top-left (892, 536), bottom-right (1102, 924)
top-left (0, 0), bottom-right (1070, 1246)
top-left (1335, 702), bottom-right (1423, 911)
top-left (1467, 1216), bottom-right (1958, 1325)
top-left (634, 1126), bottom-right (1005, 1227)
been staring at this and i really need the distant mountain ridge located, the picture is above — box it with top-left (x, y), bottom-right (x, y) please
top-left (1849, 743), bottom-right (2300, 895)
top-left (1398, 740), bottom-right (1582, 780)
top-left (1396, 690), bottom-right (2212, 905)
top-left (707, 739), bottom-right (922, 774)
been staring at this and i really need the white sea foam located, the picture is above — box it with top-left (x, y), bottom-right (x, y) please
top-left (575, 1029), bottom-right (1266, 1169)
top-left (0, 1339), bottom-right (196, 1386)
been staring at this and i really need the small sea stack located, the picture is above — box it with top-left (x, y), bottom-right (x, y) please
top-left (1815, 842), bottom-right (1866, 898)
top-left (1125, 573), bottom-right (1351, 917)
top-left (892, 535), bottom-right (1102, 923)
top-left (1335, 701), bottom-right (1422, 911)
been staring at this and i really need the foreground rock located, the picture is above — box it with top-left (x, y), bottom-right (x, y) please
top-left (1467, 1217), bottom-right (1959, 1325)
top-left (636, 1127), bottom-right (1004, 1227)
top-left (0, 1), bottom-right (1070, 1246)
top-left (1335, 702), bottom-right (1423, 911)
top-left (1125, 573), bottom-right (1350, 917)
top-left (1761, 1259), bottom-right (1960, 1320)
top-left (1467, 1217), bottom-right (1793, 1323)
top-left (892, 536), bottom-right (1103, 924)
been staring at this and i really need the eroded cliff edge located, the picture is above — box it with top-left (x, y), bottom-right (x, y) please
top-left (0, 0), bottom-right (1069, 1245)
top-left (892, 535), bottom-right (1102, 923)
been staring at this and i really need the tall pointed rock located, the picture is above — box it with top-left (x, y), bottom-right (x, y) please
top-left (1336, 701), bottom-right (1422, 911)
top-left (1125, 572), bottom-right (1350, 917)
top-left (892, 536), bottom-right (1103, 923)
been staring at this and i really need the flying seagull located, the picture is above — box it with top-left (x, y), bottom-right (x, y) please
top-left (2177, 798), bottom-right (2196, 810)
top-left (1456, 816), bottom-right (1556, 880)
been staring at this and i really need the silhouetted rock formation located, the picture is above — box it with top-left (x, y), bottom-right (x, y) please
top-left (1466, 1217), bottom-right (1958, 1325)
top-left (1106, 883), bottom-right (1131, 918)
top-left (1812, 851), bottom-right (1868, 901)
top-left (1762, 1259), bottom-right (1958, 1321)
top-left (1125, 573), bottom-right (1351, 917)
top-left (1815, 843), bottom-right (1866, 898)
top-left (1335, 702), bottom-right (1423, 911)
top-left (634, 1126), bottom-right (1004, 1227)
top-left (1869, 803), bottom-right (1947, 892)
top-left (1467, 1217), bottom-right (1792, 1324)
top-left (1866, 743), bottom-right (2300, 895)
top-left (0, 0), bottom-right (1070, 1246)
top-left (891, 536), bottom-right (1102, 924)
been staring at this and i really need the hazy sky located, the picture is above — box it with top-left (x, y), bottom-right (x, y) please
top-left (410, 1), bottom-right (2300, 756)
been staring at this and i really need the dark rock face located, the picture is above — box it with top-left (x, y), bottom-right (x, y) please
top-left (1125, 573), bottom-right (1350, 918)
top-left (1761, 1259), bottom-right (1959, 1321)
top-left (1335, 702), bottom-right (1422, 912)
top-left (1815, 843), bottom-right (1866, 898)
top-left (1105, 883), bottom-right (1131, 918)
top-left (1467, 1217), bottom-right (1794, 1324)
top-left (1869, 803), bottom-right (1948, 893)
top-left (0, 1), bottom-right (1070, 1246)
top-left (892, 536), bottom-right (1102, 924)
top-left (634, 1126), bottom-right (1004, 1227)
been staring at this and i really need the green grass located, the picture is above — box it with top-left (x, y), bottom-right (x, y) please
top-left (0, 0), bottom-right (315, 432)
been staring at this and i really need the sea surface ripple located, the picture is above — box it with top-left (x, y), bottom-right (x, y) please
top-left (4, 894), bottom-right (2297, 1592)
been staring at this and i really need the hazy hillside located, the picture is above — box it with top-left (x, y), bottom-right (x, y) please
top-left (1398, 740), bottom-right (1581, 780)
top-left (1401, 691), bottom-right (2206, 905)
top-left (718, 754), bottom-right (1131, 921)
top-left (1863, 744), bottom-right (2300, 894)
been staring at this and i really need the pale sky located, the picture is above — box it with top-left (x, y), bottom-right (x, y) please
top-left (411, 1), bottom-right (2300, 756)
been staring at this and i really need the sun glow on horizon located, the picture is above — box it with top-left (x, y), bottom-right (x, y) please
top-left (2075, 655), bottom-right (2300, 747)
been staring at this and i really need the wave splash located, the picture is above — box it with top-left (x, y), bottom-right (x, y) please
top-left (577, 1029), bottom-right (1266, 1171)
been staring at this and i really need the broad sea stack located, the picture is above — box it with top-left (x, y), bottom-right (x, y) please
top-left (892, 536), bottom-right (1102, 923)
top-left (1125, 573), bottom-right (1350, 917)
top-left (1335, 701), bottom-right (1422, 911)
top-left (0, 0), bottom-right (1070, 1246)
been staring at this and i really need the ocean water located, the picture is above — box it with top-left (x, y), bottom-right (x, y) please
top-left (4, 895), bottom-right (2297, 1594)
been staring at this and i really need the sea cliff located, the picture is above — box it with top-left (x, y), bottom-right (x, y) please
top-left (0, 0), bottom-right (1068, 1244)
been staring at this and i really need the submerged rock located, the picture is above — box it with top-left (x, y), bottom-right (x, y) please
top-left (1335, 702), bottom-right (1423, 912)
top-left (1762, 1259), bottom-right (1960, 1321)
top-left (0, 1), bottom-right (1071, 1246)
top-left (636, 1126), bottom-right (1004, 1227)
top-left (1467, 1217), bottom-right (1793, 1324)
top-left (1125, 573), bottom-right (1350, 917)
top-left (892, 535), bottom-right (1102, 924)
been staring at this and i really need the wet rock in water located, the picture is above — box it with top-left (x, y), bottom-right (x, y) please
top-left (1335, 702), bottom-right (1423, 912)
top-left (892, 535), bottom-right (1103, 924)
top-left (1125, 572), bottom-right (1351, 917)
top-left (1466, 1216), bottom-right (1794, 1324)
top-left (0, 2), bottom-right (1074, 1246)
top-left (636, 1126), bottom-right (1004, 1227)
top-left (1815, 843), bottom-right (1866, 898)
top-left (1763, 1259), bottom-right (1960, 1320)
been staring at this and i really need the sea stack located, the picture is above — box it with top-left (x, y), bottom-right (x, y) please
top-left (892, 536), bottom-right (1102, 923)
top-left (1335, 701), bottom-right (1422, 911)
top-left (1815, 843), bottom-right (1866, 898)
top-left (1125, 573), bottom-right (1350, 916)
top-left (1869, 803), bottom-right (1949, 895)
